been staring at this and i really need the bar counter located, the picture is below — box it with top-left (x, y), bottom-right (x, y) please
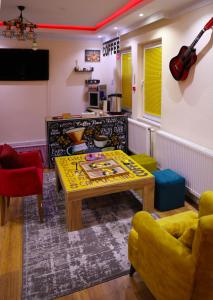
top-left (46, 114), bottom-right (128, 168)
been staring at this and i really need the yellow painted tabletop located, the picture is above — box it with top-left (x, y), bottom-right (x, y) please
top-left (55, 150), bottom-right (153, 192)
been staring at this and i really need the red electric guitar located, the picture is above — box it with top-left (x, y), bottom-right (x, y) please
top-left (169, 17), bottom-right (213, 81)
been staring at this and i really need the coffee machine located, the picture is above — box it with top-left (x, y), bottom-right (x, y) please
top-left (88, 84), bottom-right (107, 109)
top-left (108, 93), bottom-right (122, 114)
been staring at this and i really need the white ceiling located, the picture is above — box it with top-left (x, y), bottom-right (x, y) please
top-left (0, 0), bottom-right (129, 26)
top-left (0, 0), bottom-right (211, 40)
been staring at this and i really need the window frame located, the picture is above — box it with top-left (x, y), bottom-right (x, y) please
top-left (142, 43), bottom-right (162, 124)
top-left (121, 50), bottom-right (132, 112)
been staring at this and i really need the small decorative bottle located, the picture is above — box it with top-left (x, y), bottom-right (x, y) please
top-left (75, 60), bottom-right (79, 71)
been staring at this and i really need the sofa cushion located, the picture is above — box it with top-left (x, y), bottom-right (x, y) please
top-left (131, 154), bottom-right (157, 172)
top-left (0, 144), bottom-right (23, 169)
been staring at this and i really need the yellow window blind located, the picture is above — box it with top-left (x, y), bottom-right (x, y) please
top-left (144, 46), bottom-right (162, 117)
top-left (122, 52), bottom-right (132, 109)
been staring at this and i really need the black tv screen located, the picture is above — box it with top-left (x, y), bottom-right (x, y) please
top-left (0, 48), bottom-right (49, 81)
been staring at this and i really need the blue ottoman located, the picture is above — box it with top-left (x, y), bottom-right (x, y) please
top-left (152, 169), bottom-right (185, 211)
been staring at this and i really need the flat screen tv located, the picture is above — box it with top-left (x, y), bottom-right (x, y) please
top-left (0, 48), bottom-right (49, 81)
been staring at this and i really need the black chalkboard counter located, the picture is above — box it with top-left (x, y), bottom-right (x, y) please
top-left (46, 114), bottom-right (128, 168)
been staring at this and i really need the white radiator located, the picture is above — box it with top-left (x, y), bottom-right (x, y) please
top-left (155, 130), bottom-right (213, 198)
top-left (128, 118), bottom-right (151, 155)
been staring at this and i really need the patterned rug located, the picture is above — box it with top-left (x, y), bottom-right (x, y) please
top-left (22, 172), bottom-right (150, 299)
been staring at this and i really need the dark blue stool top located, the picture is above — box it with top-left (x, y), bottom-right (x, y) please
top-left (152, 169), bottom-right (185, 184)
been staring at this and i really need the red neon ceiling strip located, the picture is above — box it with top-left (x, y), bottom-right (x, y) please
top-left (96, 0), bottom-right (144, 29)
top-left (0, 0), bottom-right (144, 31)
top-left (37, 24), bottom-right (96, 31)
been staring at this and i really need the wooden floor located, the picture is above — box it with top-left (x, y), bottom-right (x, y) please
top-left (0, 194), bottom-right (196, 300)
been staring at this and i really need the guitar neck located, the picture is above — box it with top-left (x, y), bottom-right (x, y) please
top-left (189, 18), bottom-right (213, 50)
top-left (189, 28), bottom-right (205, 50)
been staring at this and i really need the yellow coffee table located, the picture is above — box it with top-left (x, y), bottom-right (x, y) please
top-left (55, 150), bottom-right (155, 231)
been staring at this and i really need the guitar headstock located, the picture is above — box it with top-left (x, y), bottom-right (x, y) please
top-left (204, 17), bottom-right (213, 30)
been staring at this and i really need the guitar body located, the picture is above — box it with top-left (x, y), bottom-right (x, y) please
top-left (170, 17), bottom-right (213, 81)
top-left (169, 46), bottom-right (197, 81)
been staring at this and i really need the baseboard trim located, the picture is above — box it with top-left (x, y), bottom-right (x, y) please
top-left (8, 139), bottom-right (47, 148)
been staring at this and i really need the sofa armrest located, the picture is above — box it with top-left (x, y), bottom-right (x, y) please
top-left (0, 167), bottom-right (43, 197)
top-left (132, 211), bottom-right (192, 257)
top-left (199, 191), bottom-right (213, 217)
top-left (19, 150), bottom-right (43, 168)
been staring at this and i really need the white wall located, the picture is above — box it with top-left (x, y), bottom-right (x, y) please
top-left (121, 3), bottom-right (213, 150)
top-left (0, 37), bottom-right (117, 144)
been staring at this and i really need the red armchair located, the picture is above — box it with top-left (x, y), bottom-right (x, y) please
top-left (0, 148), bottom-right (44, 225)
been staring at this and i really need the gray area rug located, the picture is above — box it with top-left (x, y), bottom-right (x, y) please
top-left (22, 172), bottom-right (152, 299)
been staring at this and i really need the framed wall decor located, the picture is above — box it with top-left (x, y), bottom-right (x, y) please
top-left (85, 49), bottom-right (101, 62)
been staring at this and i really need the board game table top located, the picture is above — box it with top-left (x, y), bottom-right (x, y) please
top-left (55, 150), bottom-right (154, 192)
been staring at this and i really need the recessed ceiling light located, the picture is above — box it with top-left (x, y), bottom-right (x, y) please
top-left (114, 26), bottom-right (118, 30)
top-left (139, 13), bottom-right (144, 17)
top-left (98, 35), bottom-right (102, 38)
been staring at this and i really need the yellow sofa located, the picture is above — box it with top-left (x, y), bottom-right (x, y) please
top-left (128, 191), bottom-right (213, 300)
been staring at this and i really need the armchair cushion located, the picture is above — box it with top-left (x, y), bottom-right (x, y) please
top-left (178, 224), bottom-right (197, 249)
top-left (0, 144), bottom-right (23, 169)
top-left (131, 211), bottom-right (192, 255)
top-left (156, 210), bottom-right (198, 237)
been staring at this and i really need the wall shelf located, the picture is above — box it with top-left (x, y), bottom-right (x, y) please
top-left (85, 79), bottom-right (100, 84)
top-left (74, 67), bottom-right (94, 72)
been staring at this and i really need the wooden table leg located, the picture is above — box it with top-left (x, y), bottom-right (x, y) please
top-left (135, 189), bottom-right (144, 202)
top-left (142, 182), bottom-right (155, 212)
top-left (55, 171), bottom-right (62, 192)
top-left (65, 193), bottom-right (82, 231)
top-left (0, 196), bottom-right (7, 226)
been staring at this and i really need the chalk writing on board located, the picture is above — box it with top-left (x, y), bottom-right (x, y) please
top-left (51, 149), bottom-right (66, 156)
top-left (47, 116), bottom-right (128, 168)
top-left (100, 127), bottom-right (113, 136)
top-left (113, 126), bottom-right (125, 134)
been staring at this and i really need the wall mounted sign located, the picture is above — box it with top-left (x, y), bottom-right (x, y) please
top-left (85, 49), bottom-right (101, 62)
top-left (103, 37), bottom-right (120, 56)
